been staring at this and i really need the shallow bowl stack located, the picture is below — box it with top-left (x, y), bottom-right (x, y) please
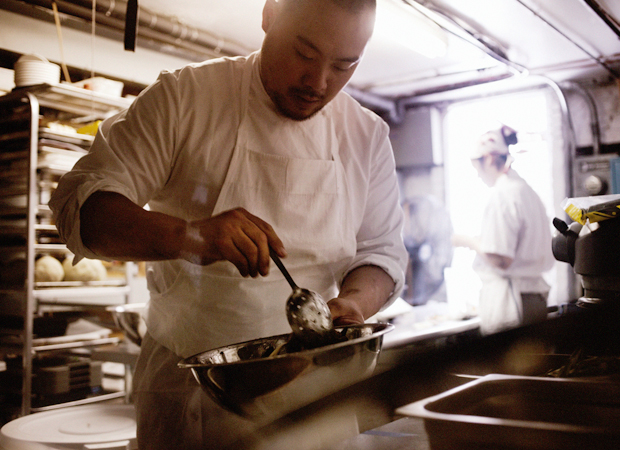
top-left (14, 54), bottom-right (60, 87)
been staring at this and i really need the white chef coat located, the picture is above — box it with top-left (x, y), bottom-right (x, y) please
top-left (474, 168), bottom-right (554, 334)
top-left (50, 52), bottom-right (407, 357)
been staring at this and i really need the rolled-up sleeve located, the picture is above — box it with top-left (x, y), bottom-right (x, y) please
top-left (49, 71), bottom-right (180, 261)
top-left (341, 117), bottom-right (408, 308)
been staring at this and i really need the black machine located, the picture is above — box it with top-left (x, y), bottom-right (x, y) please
top-left (552, 216), bottom-right (620, 307)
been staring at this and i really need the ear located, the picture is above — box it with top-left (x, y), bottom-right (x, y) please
top-left (262, 0), bottom-right (278, 33)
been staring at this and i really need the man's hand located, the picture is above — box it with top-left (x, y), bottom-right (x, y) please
top-left (181, 207), bottom-right (285, 278)
top-left (328, 297), bottom-right (365, 326)
top-left (327, 265), bottom-right (395, 326)
top-left (80, 192), bottom-right (284, 278)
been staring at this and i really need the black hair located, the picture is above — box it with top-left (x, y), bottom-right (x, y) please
top-left (283, 0), bottom-right (375, 13)
top-left (501, 125), bottom-right (518, 146)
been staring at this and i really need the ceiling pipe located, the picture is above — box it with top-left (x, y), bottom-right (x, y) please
top-left (15, 0), bottom-right (252, 61)
top-left (582, 0), bottom-right (620, 39)
top-left (514, 0), bottom-right (620, 79)
top-left (559, 81), bottom-right (602, 155)
top-left (407, 74), bottom-right (577, 218)
top-left (392, 70), bottom-right (517, 119)
top-left (538, 76), bottom-right (578, 198)
top-left (401, 0), bottom-right (527, 76)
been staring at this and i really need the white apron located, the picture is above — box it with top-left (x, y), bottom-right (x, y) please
top-left (134, 59), bottom-right (360, 450)
top-left (146, 57), bottom-right (357, 359)
top-left (477, 272), bottom-right (523, 335)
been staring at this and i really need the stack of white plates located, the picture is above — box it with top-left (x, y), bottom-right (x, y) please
top-left (14, 54), bottom-right (60, 88)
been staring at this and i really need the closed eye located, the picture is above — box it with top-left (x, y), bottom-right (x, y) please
top-left (333, 61), bottom-right (357, 72)
top-left (296, 49), bottom-right (314, 61)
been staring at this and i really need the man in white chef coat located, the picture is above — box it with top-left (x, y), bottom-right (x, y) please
top-left (452, 126), bottom-right (554, 335)
top-left (50, 0), bottom-right (407, 448)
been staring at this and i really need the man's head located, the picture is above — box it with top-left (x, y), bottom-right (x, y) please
top-left (470, 126), bottom-right (517, 187)
top-left (259, 0), bottom-right (376, 121)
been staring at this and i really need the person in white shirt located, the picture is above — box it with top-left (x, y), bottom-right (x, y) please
top-left (452, 125), bottom-right (554, 336)
top-left (50, 0), bottom-right (407, 448)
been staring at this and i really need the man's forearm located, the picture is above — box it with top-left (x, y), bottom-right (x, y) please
top-left (334, 265), bottom-right (395, 322)
top-left (80, 191), bottom-right (187, 261)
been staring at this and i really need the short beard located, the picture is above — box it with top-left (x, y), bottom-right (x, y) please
top-left (270, 90), bottom-right (323, 122)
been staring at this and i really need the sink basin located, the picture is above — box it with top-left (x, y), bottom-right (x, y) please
top-left (396, 374), bottom-right (620, 450)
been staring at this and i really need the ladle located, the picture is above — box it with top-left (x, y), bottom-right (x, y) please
top-left (269, 247), bottom-right (333, 343)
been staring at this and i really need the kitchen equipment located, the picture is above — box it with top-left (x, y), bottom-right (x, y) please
top-left (572, 153), bottom-right (617, 197)
top-left (106, 303), bottom-right (147, 347)
top-left (552, 215), bottom-right (620, 306)
top-left (396, 374), bottom-right (620, 450)
top-left (32, 355), bottom-right (103, 397)
top-left (0, 404), bottom-right (137, 450)
top-left (178, 322), bottom-right (394, 421)
top-left (269, 248), bottom-right (333, 345)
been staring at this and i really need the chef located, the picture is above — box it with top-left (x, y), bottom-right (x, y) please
top-left (49, 0), bottom-right (407, 448)
top-left (452, 125), bottom-right (554, 335)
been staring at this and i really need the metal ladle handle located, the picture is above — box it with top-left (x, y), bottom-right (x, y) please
top-left (269, 247), bottom-right (298, 291)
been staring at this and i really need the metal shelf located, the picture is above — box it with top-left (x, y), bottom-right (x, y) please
top-left (0, 85), bottom-right (135, 417)
top-left (35, 279), bottom-right (127, 289)
top-left (33, 336), bottom-right (121, 353)
top-left (34, 243), bottom-right (71, 252)
top-left (30, 390), bottom-right (126, 413)
top-left (35, 285), bottom-right (131, 305)
top-left (34, 224), bottom-right (58, 232)
top-left (0, 336), bottom-right (122, 354)
top-left (23, 83), bottom-right (132, 119)
top-left (39, 128), bottom-right (94, 147)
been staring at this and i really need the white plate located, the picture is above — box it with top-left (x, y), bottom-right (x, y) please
top-left (16, 54), bottom-right (49, 63)
top-left (14, 61), bottom-right (60, 86)
top-left (0, 405), bottom-right (136, 448)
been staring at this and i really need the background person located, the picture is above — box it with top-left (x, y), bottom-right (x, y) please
top-left (50, 0), bottom-right (407, 448)
top-left (452, 125), bottom-right (554, 335)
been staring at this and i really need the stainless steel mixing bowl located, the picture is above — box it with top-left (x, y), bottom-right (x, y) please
top-left (107, 302), bottom-right (147, 347)
top-left (177, 322), bottom-right (394, 421)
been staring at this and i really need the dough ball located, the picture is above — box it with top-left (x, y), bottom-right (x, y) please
top-left (62, 255), bottom-right (107, 282)
top-left (35, 256), bottom-right (64, 282)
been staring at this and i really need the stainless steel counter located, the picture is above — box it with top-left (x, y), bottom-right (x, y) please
top-left (231, 302), bottom-right (618, 450)
top-left (323, 417), bottom-right (430, 450)
top-left (382, 317), bottom-right (480, 349)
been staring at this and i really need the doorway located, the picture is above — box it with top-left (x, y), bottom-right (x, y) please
top-left (443, 88), bottom-right (566, 311)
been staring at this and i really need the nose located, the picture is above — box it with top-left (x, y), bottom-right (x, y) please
top-left (301, 62), bottom-right (329, 94)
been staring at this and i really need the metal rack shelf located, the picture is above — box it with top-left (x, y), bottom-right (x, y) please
top-left (0, 85), bottom-right (135, 418)
top-left (18, 83), bottom-right (132, 119)
top-left (33, 336), bottom-right (121, 353)
top-left (35, 285), bottom-right (131, 306)
top-left (30, 390), bottom-right (126, 413)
